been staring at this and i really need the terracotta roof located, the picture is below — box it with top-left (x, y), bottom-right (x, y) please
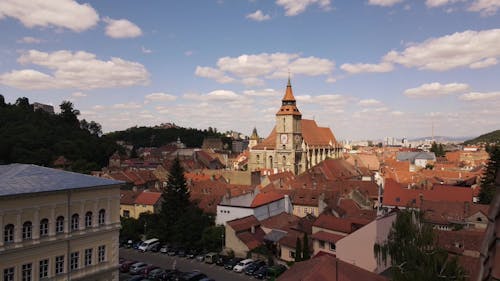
top-left (227, 215), bottom-right (260, 232)
top-left (250, 191), bottom-right (284, 207)
top-left (311, 230), bottom-right (346, 244)
top-left (436, 229), bottom-right (484, 254)
top-left (260, 212), bottom-right (300, 230)
top-left (279, 229), bottom-right (309, 248)
top-left (236, 228), bottom-right (265, 251)
top-left (135, 191), bottom-right (162, 205)
top-left (421, 200), bottom-right (489, 225)
top-left (276, 79), bottom-right (301, 116)
top-left (313, 214), bottom-right (370, 234)
top-left (120, 190), bottom-right (141, 205)
top-left (277, 254), bottom-right (388, 281)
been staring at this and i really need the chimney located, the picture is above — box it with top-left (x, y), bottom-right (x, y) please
top-left (251, 225), bottom-right (255, 234)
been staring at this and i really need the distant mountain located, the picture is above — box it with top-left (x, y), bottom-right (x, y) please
top-left (409, 136), bottom-right (473, 142)
top-left (464, 130), bottom-right (500, 145)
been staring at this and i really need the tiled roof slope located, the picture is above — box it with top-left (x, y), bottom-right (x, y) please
top-left (0, 164), bottom-right (122, 197)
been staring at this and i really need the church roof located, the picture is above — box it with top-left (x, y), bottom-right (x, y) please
top-left (276, 79), bottom-right (301, 116)
top-left (250, 127), bottom-right (259, 140)
top-left (252, 119), bottom-right (337, 150)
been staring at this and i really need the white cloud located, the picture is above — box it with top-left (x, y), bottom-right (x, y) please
top-left (243, 89), bottom-right (279, 97)
top-left (459, 91), bottom-right (500, 101)
top-left (469, 57), bottom-right (498, 69)
top-left (197, 52), bottom-right (334, 84)
top-left (0, 0), bottom-right (99, 32)
top-left (16, 36), bottom-right (42, 44)
top-left (358, 99), bottom-right (383, 107)
top-left (195, 66), bottom-right (235, 83)
top-left (368, 0), bottom-right (403, 7)
top-left (390, 110), bottom-right (404, 116)
top-left (383, 29), bottom-right (500, 71)
top-left (141, 46), bottom-right (152, 54)
top-left (276, 0), bottom-right (331, 16)
top-left (403, 82), bottom-right (469, 98)
top-left (340, 62), bottom-right (393, 74)
top-left (0, 49), bottom-right (149, 90)
top-left (112, 102), bottom-right (142, 109)
top-left (184, 90), bottom-right (242, 102)
top-left (103, 17), bottom-right (142, 39)
top-left (145, 92), bottom-right (176, 102)
top-left (72, 92), bottom-right (87, 98)
top-left (468, 0), bottom-right (500, 16)
top-left (425, 0), bottom-right (462, 8)
top-left (246, 10), bottom-right (271, 21)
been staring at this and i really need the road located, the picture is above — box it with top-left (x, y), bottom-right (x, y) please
top-left (120, 248), bottom-right (254, 281)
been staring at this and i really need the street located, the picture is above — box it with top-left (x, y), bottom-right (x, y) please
top-left (120, 248), bottom-right (255, 281)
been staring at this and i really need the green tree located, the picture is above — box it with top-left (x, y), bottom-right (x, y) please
top-left (374, 210), bottom-right (466, 281)
top-left (302, 232), bottom-right (310, 260)
top-left (201, 225), bottom-right (225, 252)
top-left (120, 217), bottom-right (143, 241)
top-left (294, 237), bottom-right (302, 262)
top-left (59, 101), bottom-right (80, 127)
top-left (0, 94), bottom-right (5, 107)
top-left (479, 145), bottom-right (500, 204)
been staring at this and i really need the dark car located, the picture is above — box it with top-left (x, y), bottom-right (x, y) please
top-left (215, 255), bottom-right (229, 266)
top-left (224, 257), bottom-right (243, 270)
top-left (133, 241), bottom-right (143, 250)
top-left (186, 249), bottom-right (198, 259)
top-left (150, 243), bottom-right (161, 252)
top-left (163, 269), bottom-right (184, 281)
top-left (126, 276), bottom-right (146, 281)
top-left (245, 260), bottom-right (266, 275)
top-left (120, 260), bottom-right (138, 273)
top-left (141, 265), bottom-right (159, 277)
top-left (160, 244), bottom-right (170, 254)
top-left (147, 268), bottom-right (165, 280)
top-left (265, 264), bottom-right (287, 280)
top-left (167, 247), bottom-right (178, 256)
top-left (177, 248), bottom-right (187, 257)
top-left (253, 266), bottom-right (269, 279)
top-left (178, 271), bottom-right (207, 281)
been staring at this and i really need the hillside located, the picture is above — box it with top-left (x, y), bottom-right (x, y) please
top-left (464, 130), bottom-right (500, 145)
top-left (0, 96), bottom-right (120, 173)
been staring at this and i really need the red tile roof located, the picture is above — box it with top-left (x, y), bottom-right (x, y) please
top-left (227, 215), bottom-right (260, 232)
top-left (120, 190), bottom-right (141, 205)
top-left (313, 214), bottom-right (371, 234)
top-left (237, 228), bottom-right (265, 251)
top-left (250, 191), bottom-right (284, 207)
top-left (260, 212), bottom-right (300, 230)
top-left (311, 231), bottom-right (346, 244)
top-left (135, 191), bottom-right (162, 205)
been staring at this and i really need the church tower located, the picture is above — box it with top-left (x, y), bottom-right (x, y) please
top-left (249, 127), bottom-right (260, 149)
top-left (275, 78), bottom-right (303, 174)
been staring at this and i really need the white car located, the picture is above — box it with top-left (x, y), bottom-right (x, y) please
top-left (233, 259), bottom-right (254, 273)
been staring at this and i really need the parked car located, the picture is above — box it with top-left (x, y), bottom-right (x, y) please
top-left (253, 266), bottom-right (269, 279)
top-left (204, 252), bottom-right (218, 264)
top-left (265, 264), bottom-right (287, 280)
top-left (141, 265), bottom-right (159, 277)
top-left (167, 247), bottom-right (178, 256)
top-left (195, 252), bottom-right (206, 262)
top-left (245, 260), bottom-right (266, 275)
top-left (160, 244), bottom-right (170, 254)
top-left (139, 238), bottom-right (160, 252)
top-left (215, 255), bottom-right (229, 266)
top-left (177, 248), bottom-right (187, 257)
top-left (120, 260), bottom-right (138, 273)
top-left (150, 243), bottom-right (161, 252)
top-left (129, 262), bottom-right (148, 275)
top-left (147, 268), bottom-right (165, 280)
top-left (186, 249), bottom-right (198, 259)
top-left (233, 259), bottom-right (254, 273)
top-left (163, 269), bottom-right (184, 281)
top-left (127, 276), bottom-right (147, 281)
top-left (133, 241), bottom-right (143, 250)
top-left (224, 257), bottom-right (243, 270)
top-left (178, 271), bottom-right (207, 281)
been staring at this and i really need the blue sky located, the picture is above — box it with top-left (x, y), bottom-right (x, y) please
top-left (1, 0), bottom-right (499, 140)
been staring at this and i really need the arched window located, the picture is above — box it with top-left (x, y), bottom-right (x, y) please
top-left (71, 214), bottom-right (79, 231)
top-left (22, 221), bottom-right (32, 240)
top-left (98, 209), bottom-right (105, 225)
top-left (85, 212), bottom-right (93, 228)
top-left (40, 218), bottom-right (49, 237)
top-left (4, 224), bottom-right (14, 243)
top-left (282, 155), bottom-right (286, 165)
top-left (56, 216), bottom-right (64, 233)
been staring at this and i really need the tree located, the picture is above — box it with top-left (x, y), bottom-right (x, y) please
top-left (59, 101), bottom-right (80, 126)
top-left (479, 145), bottom-right (500, 204)
top-left (201, 225), bottom-right (225, 252)
top-left (0, 94), bottom-right (5, 107)
top-left (302, 233), bottom-right (310, 260)
top-left (374, 209), bottom-right (466, 281)
top-left (294, 237), bottom-right (302, 262)
top-left (15, 97), bottom-right (31, 110)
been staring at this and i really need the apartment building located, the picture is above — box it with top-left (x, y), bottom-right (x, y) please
top-left (0, 164), bottom-right (122, 281)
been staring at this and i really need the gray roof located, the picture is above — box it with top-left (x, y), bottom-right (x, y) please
top-left (263, 229), bottom-right (288, 242)
top-left (0, 164), bottom-right (123, 197)
top-left (396, 152), bottom-right (436, 163)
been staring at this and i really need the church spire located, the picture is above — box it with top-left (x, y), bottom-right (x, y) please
top-left (276, 78), bottom-right (301, 116)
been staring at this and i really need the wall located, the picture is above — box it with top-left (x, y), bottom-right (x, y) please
top-left (216, 206), bottom-right (253, 225)
top-left (280, 245), bottom-right (296, 262)
top-left (224, 225), bottom-right (250, 258)
top-left (293, 205), bottom-right (319, 218)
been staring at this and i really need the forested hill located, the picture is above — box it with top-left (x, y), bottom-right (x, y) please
top-left (0, 95), bottom-right (120, 173)
top-left (105, 125), bottom-right (224, 149)
top-left (464, 130), bottom-right (500, 145)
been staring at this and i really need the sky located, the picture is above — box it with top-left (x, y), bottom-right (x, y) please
top-left (0, 0), bottom-right (499, 141)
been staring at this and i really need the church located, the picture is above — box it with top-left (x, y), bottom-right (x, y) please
top-left (248, 79), bottom-right (342, 175)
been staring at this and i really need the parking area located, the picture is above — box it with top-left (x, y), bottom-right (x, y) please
top-left (119, 248), bottom-right (258, 281)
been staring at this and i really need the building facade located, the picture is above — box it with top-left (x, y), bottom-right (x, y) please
top-left (248, 79), bottom-right (342, 175)
top-left (0, 164), bottom-right (122, 281)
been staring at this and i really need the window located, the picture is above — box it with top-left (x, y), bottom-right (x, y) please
top-left (319, 240), bottom-right (325, 249)
top-left (71, 214), bottom-right (79, 231)
top-left (22, 263), bottom-right (32, 281)
top-left (56, 216), bottom-right (64, 233)
top-left (85, 248), bottom-right (93, 266)
top-left (98, 245), bottom-right (106, 262)
top-left (98, 209), bottom-right (105, 225)
top-left (40, 219), bottom-right (49, 237)
top-left (39, 259), bottom-right (49, 279)
top-left (256, 155), bottom-right (260, 164)
top-left (123, 210), bottom-right (130, 218)
top-left (70, 252), bottom-right (79, 271)
top-left (85, 212), bottom-right (93, 228)
top-left (22, 221), bottom-right (33, 240)
top-left (304, 207), bottom-right (308, 214)
top-left (4, 224), bottom-right (14, 243)
top-left (3, 267), bottom-right (14, 281)
top-left (55, 255), bottom-right (64, 275)
top-left (289, 251), bottom-right (295, 258)
top-left (329, 242), bottom-right (336, 251)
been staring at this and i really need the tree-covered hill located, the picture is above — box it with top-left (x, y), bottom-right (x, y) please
top-left (464, 129), bottom-right (500, 145)
top-left (0, 95), bottom-right (120, 173)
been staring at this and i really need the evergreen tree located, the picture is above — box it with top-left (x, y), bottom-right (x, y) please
top-left (302, 233), bottom-right (310, 260)
top-left (0, 94), bottom-right (5, 107)
top-left (479, 145), bottom-right (500, 204)
top-left (294, 237), bottom-right (302, 262)
top-left (374, 210), bottom-right (466, 281)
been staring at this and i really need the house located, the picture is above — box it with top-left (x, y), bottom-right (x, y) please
top-left (396, 151), bottom-right (436, 168)
top-left (277, 254), bottom-right (388, 281)
top-left (120, 190), bottom-right (162, 219)
top-left (0, 164), bottom-right (122, 281)
top-left (216, 188), bottom-right (292, 225)
top-left (224, 215), bottom-right (265, 257)
top-left (421, 200), bottom-right (489, 230)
